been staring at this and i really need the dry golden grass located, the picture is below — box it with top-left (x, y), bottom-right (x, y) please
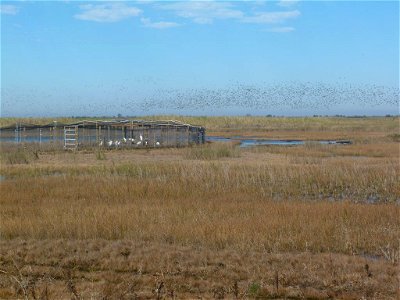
top-left (249, 141), bottom-right (400, 158)
top-left (0, 240), bottom-right (398, 299)
top-left (1, 141), bottom-right (398, 203)
top-left (0, 116), bottom-right (399, 299)
top-left (1, 176), bottom-right (399, 253)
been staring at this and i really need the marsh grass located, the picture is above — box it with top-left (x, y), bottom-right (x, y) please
top-left (1, 116), bottom-right (399, 299)
top-left (1, 149), bottom-right (31, 164)
top-left (1, 240), bottom-right (397, 299)
top-left (387, 133), bottom-right (400, 142)
top-left (0, 147), bottom-right (39, 165)
top-left (1, 156), bottom-right (398, 202)
top-left (184, 142), bottom-right (240, 160)
top-left (95, 149), bottom-right (107, 160)
top-left (1, 156), bottom-right (399, 255)
top-left (1, 176), bottom-right (399, 255)
top-left (249, 141), bottom-right (400, 158)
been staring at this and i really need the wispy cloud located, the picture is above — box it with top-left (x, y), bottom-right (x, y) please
top-left (141, 17), bottom-right (180, 29)
top-left (73, 1), bottom-right (300, 31)
top-left (75, 3), bottom-right (142, 22)
top-left (157, 1), bottom-right (300, 29)
top-left (0, 4), bottom-right (19, 15)
top-left (277, 0), bottom-right (300, 8)
top-left (266, 26), bottom-right (295, 33)
top-left (242, 10), bottom-right (300, 24)
top-left (158, 1), bottom-right (243, 24)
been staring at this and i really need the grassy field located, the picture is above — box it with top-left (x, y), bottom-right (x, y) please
top-left (0, 116), bottom-right (399, 299)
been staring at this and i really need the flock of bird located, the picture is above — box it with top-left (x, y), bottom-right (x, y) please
top-left (1, 80), bottom-right (398, 116)
top-left (99, 134), bottom-right (161, 147)
top-left (135, 81), bottom-right (399, 112)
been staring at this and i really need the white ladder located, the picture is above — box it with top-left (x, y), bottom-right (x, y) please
top-left (64, 126), bottom-right (78, 150)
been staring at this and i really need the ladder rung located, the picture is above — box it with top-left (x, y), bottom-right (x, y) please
top-left (64, 127), bottom-right (78, 150)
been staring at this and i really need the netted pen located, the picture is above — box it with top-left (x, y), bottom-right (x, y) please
top-left (0, 120), bottom-right (206, 150)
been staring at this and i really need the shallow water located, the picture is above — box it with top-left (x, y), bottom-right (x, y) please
top-left (0, 135), bottom-right (351, 147)
top-left (0, 136), bottom-right (64, 143)
top-left (206, 136), bottom-right (352, 147)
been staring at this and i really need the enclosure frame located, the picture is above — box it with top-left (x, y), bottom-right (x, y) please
top-left (0, 119), bottom-right (206, 150)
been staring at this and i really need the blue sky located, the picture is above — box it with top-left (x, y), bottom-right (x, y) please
top-left (1, 0), bottom-right (399, 117)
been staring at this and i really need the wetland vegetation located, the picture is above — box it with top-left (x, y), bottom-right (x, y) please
top-left (0, 116), bottom-right (399, 299)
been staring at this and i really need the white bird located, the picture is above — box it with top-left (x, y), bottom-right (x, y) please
top-left (155, 141), bottom-right (160, 146)
top-left (107, 140), bottom-right (113, 146)
top-left (144, 141), bottom-right (148, 146)
top-left (136, 141), bottom-right (142, 145)
top-left (99, 140), bottom-right (103, 146)
top-left (122, 137), bottom-right (127, 143)
top-left (115, 141), bottom-right (121, 146)
top-left (140, 134), bottom-right (143, 141)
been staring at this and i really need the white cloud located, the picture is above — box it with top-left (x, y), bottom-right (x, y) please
top-left (0, 4), bottom-right (19, 15)
top-left (72, 1), bottom-right (301, 31)
top-left (277, 0), bottom-right (300, 8)
top-left (158, 1), bottom-right (243, 24)
top-left (156, 1), bottom-right (300, 28)
top-left (141, 17), bottom-right (180, 29)
top-left (266, 26), bottom-right (295, 33)
top-left (242, 10), bottom-right (300, 24)
top-left (75, 3), bottom-right (142, 22)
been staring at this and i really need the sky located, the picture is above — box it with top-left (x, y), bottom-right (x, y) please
top-left (1, 0), bottom-right (399, 117)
